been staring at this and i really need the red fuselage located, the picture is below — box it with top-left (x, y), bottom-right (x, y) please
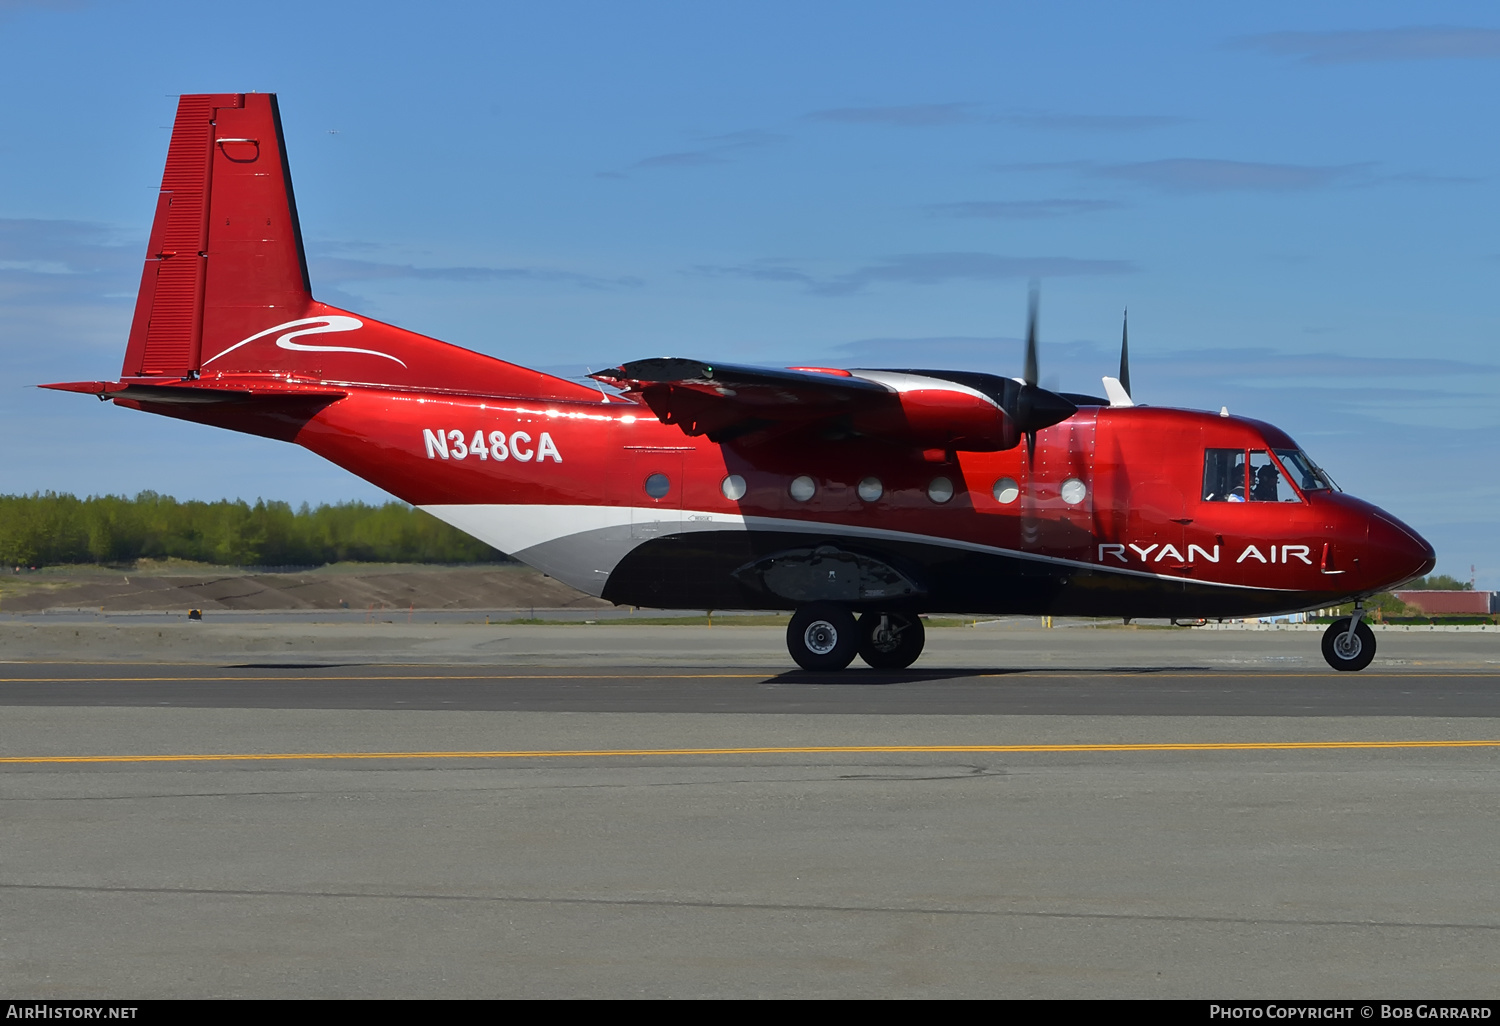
top-left (120, 372), bottom-right (1432, 620)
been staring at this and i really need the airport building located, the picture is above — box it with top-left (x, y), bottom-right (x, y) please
top-left (1393, 590), bottom-right (1499, 615)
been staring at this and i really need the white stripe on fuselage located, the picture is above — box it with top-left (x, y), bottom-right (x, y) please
top-left (419, 502), bottom-right (1279, 596)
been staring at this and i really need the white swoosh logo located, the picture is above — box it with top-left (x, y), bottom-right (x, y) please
top-left (202, 316), bottom-right (407, 368)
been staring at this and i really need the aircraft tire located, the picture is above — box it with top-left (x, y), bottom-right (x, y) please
top-left (1321, 618), bottom-right (1376, 672)
top-left (857, 612), bottom-right (925, 670)
top-left (787, 604), bottom-right (859, 671)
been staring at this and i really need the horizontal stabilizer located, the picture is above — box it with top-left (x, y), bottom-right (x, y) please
top-left (40, 379), bottom-right (348, 405)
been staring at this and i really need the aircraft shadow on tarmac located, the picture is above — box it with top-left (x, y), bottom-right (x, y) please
top-left (764, 666), bottom-right (1215, 686)
top-left (226, 662), bottom-right (370, 670)
top-left (216, 663), bottom-right (1220, 684)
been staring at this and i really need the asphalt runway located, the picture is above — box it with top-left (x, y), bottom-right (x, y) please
top-left (3, 647), bottom-right (1499, 997)
top-left (5, 618), bottom-right (1499, 667)
top-left (4, 663), bottom-right (1500, 717)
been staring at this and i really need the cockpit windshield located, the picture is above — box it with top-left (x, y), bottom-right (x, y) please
top-left (1249, 451), bottom-right (1298, 502)
top-left (1203, 448), bottom-right (1312, 503)
top-left (1274, 449), bottom-right (1335, 492)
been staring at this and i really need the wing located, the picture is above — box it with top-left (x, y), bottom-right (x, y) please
top-left (591, 358), bottom-right (886, 441)
top-left (591, 358), bottom-right (1032, 451)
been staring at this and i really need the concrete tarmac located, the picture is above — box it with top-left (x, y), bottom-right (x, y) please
top-left (2, 629), bottom-right (1499, 997)
top-left (5, 618), bottom-right (1500, 668)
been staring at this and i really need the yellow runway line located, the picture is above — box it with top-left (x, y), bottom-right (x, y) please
top-left (3, 739), bottom-right (1500, 766)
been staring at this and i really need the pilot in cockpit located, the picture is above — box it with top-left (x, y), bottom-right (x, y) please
top-left (1202, 449), bottom-right (1247, 502)
top-left (1226, 455), bottom-right (1246, 501)
top-left (1252, 463), bottom-right (1281, 502)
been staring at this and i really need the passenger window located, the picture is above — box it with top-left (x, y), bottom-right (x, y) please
top-left (1248, 450), bottom-right (1299, 503)
top-left (1202, 449), bottom-right (1246, 502)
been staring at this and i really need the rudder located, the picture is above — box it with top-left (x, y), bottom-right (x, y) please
top-left (122, 93), bottom-right (312, 378)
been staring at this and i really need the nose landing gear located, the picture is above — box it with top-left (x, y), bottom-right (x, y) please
top-left (1321, 602), bottom-right (1376, 671)
top-left (786, 605), bottom-right (927, 671)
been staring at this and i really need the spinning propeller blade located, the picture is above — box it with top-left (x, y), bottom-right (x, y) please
top-left (1101, 307), bottom-right (1136, 408)
top-left (1023, 284), bottom-right (1039, 388)
top-left (1013, 283), bottom-right (1076, 463)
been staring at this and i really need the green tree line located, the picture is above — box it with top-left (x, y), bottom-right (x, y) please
top-left (0, 492), bottom-right (504, 567)
top-left (1405, 575), bottom-right (1473, 591)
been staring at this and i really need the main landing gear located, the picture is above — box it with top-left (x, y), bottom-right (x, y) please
top-left (1321, 602), bottom-right (1376, 672)
top-left (785, 604), bottom-right (926, 671)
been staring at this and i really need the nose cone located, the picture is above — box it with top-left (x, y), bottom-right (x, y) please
top-left (1368, 509), bottom-right (1436, 588)
top-left (1318, 493), bottom-right (1435, 589)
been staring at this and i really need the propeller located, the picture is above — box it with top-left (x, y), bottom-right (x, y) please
top-left (1012, 284), bottom-right (1077, 464)
top-left (1023, 285), bottom-right (1039, 388)
top-left (1018, 286), bottom-right (1044, 547)
top-left (1101, 307), bottom-right (1135, 408)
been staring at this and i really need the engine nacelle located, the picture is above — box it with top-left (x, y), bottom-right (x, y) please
top-left (851, 379), bottom-right (1020, 452)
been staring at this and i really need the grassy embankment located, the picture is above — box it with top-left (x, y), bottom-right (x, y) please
top-left (0, 492), bottom-right (500, 568)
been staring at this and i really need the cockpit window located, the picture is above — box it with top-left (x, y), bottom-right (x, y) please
top-left (1249, 450), bottom-right (1299, 502)
top-left (1274, 449), bottom-right (1334, 492)
top-left (1202, 448), bottom-right (1246, 502)
top-left (1204, 448), bottom-right (1306, 503)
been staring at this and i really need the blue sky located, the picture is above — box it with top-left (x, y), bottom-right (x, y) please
top-left (2, 1), bottom-right (1497, 583)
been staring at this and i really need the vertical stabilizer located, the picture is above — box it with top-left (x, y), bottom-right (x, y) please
top-left (99, 92), bottom-right (600, 402)
top-left (121, 93), bottom-right (312, 378)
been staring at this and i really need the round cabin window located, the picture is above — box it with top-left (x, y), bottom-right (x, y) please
top-left (857, 476), bottom-right (883, 502)
top-left (789, 475), bottom-right (817, 502)
top-left (992, 477), bottom-right (1020, 504)
top-left (927, 477), bottom-right (954, 504)
top-left (721, 474), bottom-right (747, 500)
top-left (644, 473), bottom-right (670, 499)
top-left (1061, 478), bottom-right (1087, 505)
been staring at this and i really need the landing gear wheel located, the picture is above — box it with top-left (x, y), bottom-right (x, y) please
top-left (787, 604), bottom-right (859, 671)
top-left (1322, 618), bottom-right (1376, 672)
top-left (857, 612), bottom-right (926, 670)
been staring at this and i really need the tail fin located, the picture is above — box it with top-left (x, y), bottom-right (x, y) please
top-left (122, 93), bottom-right (309, 378)
top-left (115, 93), bottom-right (596, 402)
